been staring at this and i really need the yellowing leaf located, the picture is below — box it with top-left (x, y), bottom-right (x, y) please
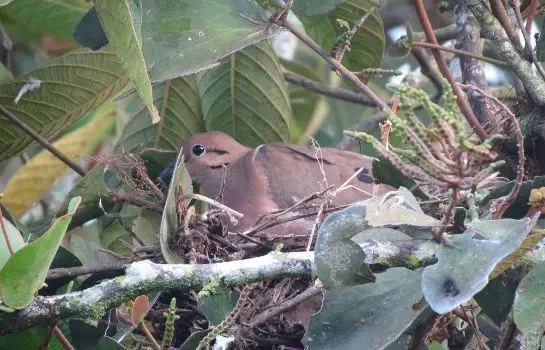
top-left (1, 108), bottom-right (115, 217)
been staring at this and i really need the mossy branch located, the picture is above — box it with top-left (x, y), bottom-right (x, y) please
top-left (0, 241), bottom-right (441, 335)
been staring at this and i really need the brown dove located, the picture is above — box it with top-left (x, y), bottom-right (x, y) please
top-left (180, 131), bottom-right (393, 233)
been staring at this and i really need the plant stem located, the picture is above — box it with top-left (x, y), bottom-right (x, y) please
top-left (276, 18), bottom-right (391, 112)
top-left (412, 41), bottom-right (507, 66)
top-left (282, 70), bottom-right (374, 106)
top-left (0, 105), bottom-right (87, 177)
top-left (53, 326), bottom-right (75, 350)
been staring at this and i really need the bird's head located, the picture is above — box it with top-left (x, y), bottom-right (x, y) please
top-left (181, 131), bottom-right (250, 187)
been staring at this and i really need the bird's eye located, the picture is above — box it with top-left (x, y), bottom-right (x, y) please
top-left (192, 144), bottom-right (206, 157)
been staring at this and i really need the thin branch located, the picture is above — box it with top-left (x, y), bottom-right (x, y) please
top-left (53, 326), bottom-right (75, 350)
top-left (0, 242), bottom-right (439, 334)
top-left (334, 9), bottom-right (376, 62)
top-left (282, 70), bottom-right (375, 106)
top-left (46, 261), bottom-right (129, 280)
top-left (454, 0), bottom-right (491, 125)
top-left (411, 46), bottom-right (444, 95)
top-left (188, 193), bottom-right (243, 219)
top-left (0, 105), bottom-right (87, 177)
top-left (489, 0), bottom-right (525, 53)
top-left (524, 0), bottom-right (539, 34)
top-left (412, 41), bottom-right (508, 66)
top-left (249, 285), bottom-right (323, 327)
top-left (512, 0), bottom-right (545, 82)
top-left (275, 17), bottom-right (391, 112)
top-left (413, 0), bottom-right (488, 141)
top-left (466, 0), bottom-right (545, 105)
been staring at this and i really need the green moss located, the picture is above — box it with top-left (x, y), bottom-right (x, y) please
top-left (374, 257), bottom-right (390, 265)
top-left (197, 278), bottom-right (221, 298)
top-left (406, 255), bottom-right (421, 269)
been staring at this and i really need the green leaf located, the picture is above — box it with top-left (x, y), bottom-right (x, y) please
top-left (138, 0), bottom-right (283, 83)
top-left (0, 0), bottom-right (91, 39)
top-left (0, 325), bottom-right (63, 348)
top-left (115, 75), bottom-right (203, 153)
top-left (95, 0), bottom-right (159, 122)
top-left (0, 216), bottom-right (25, 269)
top-left (0, 49), bottom-right (129, 162)
top-left (514, 261), bottom-right (545, 333)
top-left (292, 0), bottom-right (344, 16)
top-left (299, 0), bottom-right (385, 72)
top-left (308, 268), bottom-right (424, 350)
top-left (199, 290), bottom-right (239, 325)
top-left (314, 202), bottom-right (375, 289)
top-left (159, 151), bottom-right (193, 263)
top-left (422, 217), bottom-right (535, 314)
top-left (365, 187), bottom-right (442, 227)
top-left (0, 197), bottom-right (81, 309)
top-left (197, 41), bottom-right (291, 146)
top-left (480, 175), bottom-right (545, 219)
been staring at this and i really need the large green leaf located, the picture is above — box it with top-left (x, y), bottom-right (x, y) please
top-left (0, 0), bottom-right (90, 40)
top-left (299, 0), bottom-right (385, 71)
top-left (308, 268), bottom-right (424, 350)
top-left (115, 75), bottom-right (203, 153)
top-left (0, 197), bottom-right (81, 309)
top-left (197, 41), bottom-right (291, 146)
top-left (0, 48), bottom-right (129, 162)
top-left (514, 261), bottom-right (545, 333)
top-left (422, 217), bottom-right (535, 314)
top-left (139, 0), bottom-right (283, 83)
top-left (314, 202), bottom-right (375, 289)
top-left (95, 0), bottom-right (159, 123)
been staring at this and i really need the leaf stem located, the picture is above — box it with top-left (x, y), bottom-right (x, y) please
top-left (0, 105), bottom-right (87, 177)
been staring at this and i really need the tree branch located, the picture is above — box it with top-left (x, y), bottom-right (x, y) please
top-left (1, 240), bottom-right (439, 334)
top-left (413, 0), bottom-right (488, 141)
top-left (466, 0), bottom-right (545, 105)
top-left (282, 70), bottom-right (375, 106)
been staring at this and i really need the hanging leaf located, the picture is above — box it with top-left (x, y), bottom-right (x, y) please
top-left (298, 0), bottom-right (385, 72)
top-left (314, 202), bottom-right (375, 290)
top-left (308, 268), bottom-right (424, 350)
top-left (115, 75), bottom-right (204, 154)
top-left (0, 48), bottom-right (129, 162)
top-left (1, 108), bottom-right (115, 218)
top-left (0, 197), bottom-right (81, 308)
top-left (74, 1), bottom-right (284, 83)
top-left (159, 151), bottom-right (193, 264)
top-left (421, 216), bottom-right (536, 314)
top-left (94, 0), bottom-right (159, 123)
top-left (0, 0), bottom-right (91, 40)
top-left (198, 41), bottom-right (291, 147)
